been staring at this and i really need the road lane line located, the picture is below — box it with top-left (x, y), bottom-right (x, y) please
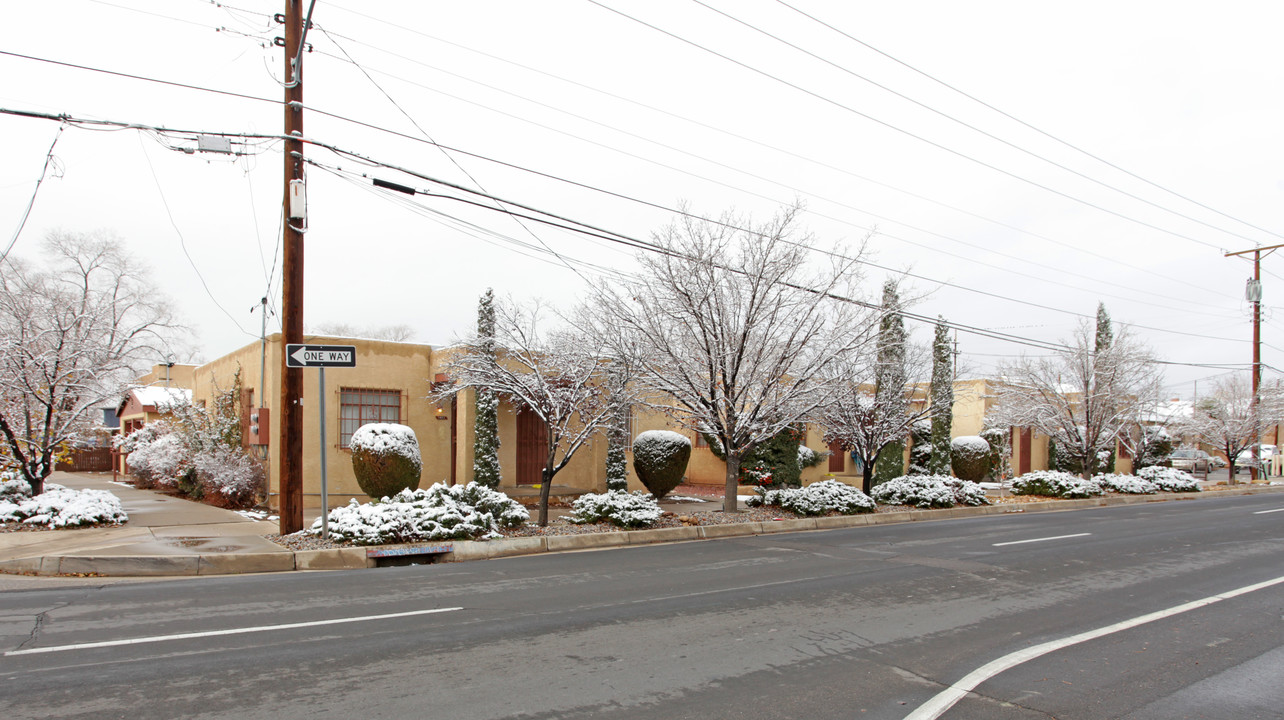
top-left (4, 607), bottom-right (463, 657)
top-left (992, 532), bottom-right (1090, 547)
top-left (1252, 508), bottom-right (1284, 514)
top-left (903, 574), bottom-right (1284, 720)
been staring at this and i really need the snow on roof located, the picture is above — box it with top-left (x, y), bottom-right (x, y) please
top-left (130, 386), bottom-right (192, 408)
top-left (1141, 398), bottom-right (1192, 424)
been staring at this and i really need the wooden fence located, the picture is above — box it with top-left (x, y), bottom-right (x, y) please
top-left (56, 446), bottom-right (114, 472)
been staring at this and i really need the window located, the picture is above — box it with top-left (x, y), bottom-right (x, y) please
top-left (340, 388), bottom-right (402, 447)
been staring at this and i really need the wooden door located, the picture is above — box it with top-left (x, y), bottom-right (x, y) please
top-left (828, 439), bottom-right (846, 472)
top-left (516, 405), bottom-right (548, 485)
top-left (1019, 428), bottom-right (1032, 475)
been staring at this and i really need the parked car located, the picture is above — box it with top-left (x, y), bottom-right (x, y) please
top-left (1168, 448), bottom-right (1212, 473)
top-left (1234, 444), bottom-right (1277, 473)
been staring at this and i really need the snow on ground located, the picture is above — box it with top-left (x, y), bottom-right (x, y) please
top-left (235, 510), bottom-right (278, 522)
top-left (665, 495), bottom-right (709, 503)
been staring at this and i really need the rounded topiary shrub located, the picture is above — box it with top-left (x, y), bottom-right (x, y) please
top-left (950, 435), bottom-right (992, 482)
top-left (350, 423), bottom-right (423, 499)
top-left (631, 430), bottom-right (691, 500)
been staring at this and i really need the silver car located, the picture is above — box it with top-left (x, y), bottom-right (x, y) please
top-left (1169, 448), bottom-right (1212, 473)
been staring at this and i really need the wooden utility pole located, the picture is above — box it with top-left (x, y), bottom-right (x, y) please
top-left (1224, 243), bottom-right (1282, 483)
top-left (279, 0), bottom-right (306, 533)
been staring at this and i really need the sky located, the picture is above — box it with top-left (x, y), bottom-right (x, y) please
top-left (2, 0), bottom-right (1283, 400)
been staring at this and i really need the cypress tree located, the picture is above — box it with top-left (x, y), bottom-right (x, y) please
top-left (472, 289), bottom-right (501, 488)
top-left (1094, 302), bottom-right (1113, 352)
top-left (928, 316), bottom-right (954, 476)
top-left (604, 361), bottom-right (629, 491)
top-left (872, 280), bottom-right (908, 490)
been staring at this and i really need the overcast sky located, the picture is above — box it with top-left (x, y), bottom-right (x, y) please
top-left (3, 0), bottom-right (1282, 399)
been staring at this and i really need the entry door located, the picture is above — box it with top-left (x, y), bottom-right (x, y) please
top-left (516, 405), bottom-right (548, 485)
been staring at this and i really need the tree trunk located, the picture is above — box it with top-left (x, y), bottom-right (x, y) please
top-left (861, 460), bottom-right (874, 495)
top-left (724, 450), bottom-right (741, 514)
top-left (538, 466), bottom-right (553, 527)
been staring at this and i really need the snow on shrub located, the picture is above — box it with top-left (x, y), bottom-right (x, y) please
top-left (311, 481), bottom-right (528, 545)
top-left (950, 435), bottom-right (992, 482)
top-left (798, 445), bottom-right (821, 470)
top-left (350, 423), bottom-right (423, 499)
top-left (568, 490), bottom-right (662, 528)
top-left (1011, 470), bottom-right (1104, 498)
top-left (125, 432), bottom-right (190, 489)
top-left (0, 484), bottom-right (128, 528)
top-left (1136, 466), bottom-right (1202, 493)
top-left (193, 445), bottom-right (264, 508)
top-left (747, 479), bottom-right (875, 516)
top-left (1, 471), bottom-right (32, 499)
top-left (872, 474), bottom-right (991, 508)
top-left (1093, 473), bottom-right (1157, 494)
top-left (632, 430), bottom-right (691, 500)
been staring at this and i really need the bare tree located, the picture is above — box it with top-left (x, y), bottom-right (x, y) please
top-left (816, 340), bottom-right (933, 493)
top-left (1183, 374), bottom-right (1284, 480)
top-left (585, 204), bottom-right (876, 513)
top-left (0, 231), bottom-right (179, 493)
top-left (439, 299), bottom-right (633, 526)
top-left (310, 322), bottom-right (416, 342)
top-left (987, 315), bottom-right (1159, 479)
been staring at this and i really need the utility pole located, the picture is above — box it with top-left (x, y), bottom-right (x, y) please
top-left (279, 0), bottom-right (311, 533)
top-left (1224, 243), bottom-right (1282, 483)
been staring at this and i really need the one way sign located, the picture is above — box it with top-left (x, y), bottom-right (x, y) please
top-left (285, 344), bottom-right (357, 368)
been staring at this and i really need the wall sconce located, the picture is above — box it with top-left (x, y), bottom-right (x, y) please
top-left (434, 405), bottom-right (447, 420)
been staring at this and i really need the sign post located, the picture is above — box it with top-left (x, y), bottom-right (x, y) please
top-left (285, 344), bottom-right (356, 539)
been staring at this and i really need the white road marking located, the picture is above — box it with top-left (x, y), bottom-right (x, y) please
top-left (1252, 508), bottom-right (1284, 514)
top-left (4, 607), bottom-right (463, 657)
top-left (992, 532), bottom-right (1091, 547)
top-left (903, 574), bottom-right (1284, 720)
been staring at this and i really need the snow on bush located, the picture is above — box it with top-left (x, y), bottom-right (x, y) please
top-left (1011, 470), bottom-right (1104, 498)
top-left (193, 445), bottom-right (264, 508)
top-left (350, 423), bottom-right (423, 498)
top-left (872, 474), bottom-right (991, 508)
top-left (0, 484), bottom-right (128, 528)
top-left (125, 432), bottom-right (190, 489)
top-left (747, 479), bottom-right (875, 516)
top-left (798, 445), bottom-right (821, 469)
top-left (632, 430), bottom-right (692, 500)
top-left (950, 435), bottom-right (992, 482)
top-left (1136, 466), bottom-right (1202, 493)
top-left (1, 471), bottom-right (32, 499)
top-left (568, 490), bottom-right (662, 528)
top-left (1093, 473), bottom-right (1157, 494)
top-left (311, 481), bottom-right (528, 545)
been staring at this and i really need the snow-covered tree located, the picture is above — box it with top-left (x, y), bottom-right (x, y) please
top-left (471, 289), bottom-right (501, 489)
top-left (583, 204), bottom-right (876, 513)
top-left (928, 316), bottom-right (954, 476)
top-left (604, 360), bottom-right (630, 492)
top-left (0, 232), bottom-right (179, 494)
top-left (1183, 374), bottom-right (1284, 479)
top-left (442, 299), bottom-right (633, 526)
top-left (988, 313), bottom-right (1159, 480)
top-left (871, 281), bottom-right (910, 484)
top-left (816, 351), bottom-right (933, 494)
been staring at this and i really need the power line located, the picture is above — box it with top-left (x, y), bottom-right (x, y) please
top-left (1, 125), bottom-right (63, 264)
top-left (772, 0), bottom-right (1284, 245)
top-left (584, 1), bottom-right (1233, 253)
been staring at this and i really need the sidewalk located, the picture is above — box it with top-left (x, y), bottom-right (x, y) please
top-left (2, 472), bottom-right (1281, 579)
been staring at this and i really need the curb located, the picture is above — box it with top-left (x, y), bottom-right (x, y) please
top-left (4, 485), bottom-right (1282, 577)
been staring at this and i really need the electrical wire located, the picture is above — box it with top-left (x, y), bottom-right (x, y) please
top-left (772, 0), bottom-right (1284, 244)
top-left (1, 125), bottom-right (63, 264)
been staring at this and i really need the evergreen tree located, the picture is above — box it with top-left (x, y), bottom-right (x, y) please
top-left (928, 317), bottom-right (954, 475)
top-left (604, 361), bottom-right (630, 491)
top-left (871, 280), bottom-right (909, 487)
top-left (1094, 302), bottom-right (1113, 353)
top-left (472, 289), bottom-right (501, 488)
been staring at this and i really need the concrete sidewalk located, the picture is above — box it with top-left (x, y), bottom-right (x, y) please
top-left (3, 472), bottom-right (1281, 579)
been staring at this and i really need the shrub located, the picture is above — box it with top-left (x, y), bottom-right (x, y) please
top-left (871, 474), bottom-right (990, 508)
top-left (1011, 470), bottom-right (1104, 498)
top-left (0, 484), bottom-right (128, 528)
top-left (980, 427), bottom-right (1011, 480)
top-left (873, 439), bottom-right (905, 485)
top-left (568, 490), bottom-right (662, 528)
top-left (1093, 473), bottom-right (1157, 494)
top-left (950, 436), bottom-right (992, 482)
top-left (350, 423), bottom-right (423, 499)
top-left (311, 481), bottom-right (528, 545)
top-left (1, 471), bottom-right (32, 499)
top-left (747, 479), bottom-right (875, 516)
top-left (1137, 466), bottom-right (1202, 492)
top-left (798, 445), bottom-right (823, 471)
top-left (126, 431), bottom-right (190, 489)
top-left (632, 430), bottom-right (691, 500)
top-left (193, 446), bottom-right (264, 508)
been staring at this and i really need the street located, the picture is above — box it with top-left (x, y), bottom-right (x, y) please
top-left (3, 492), bottom-right (1283, 719)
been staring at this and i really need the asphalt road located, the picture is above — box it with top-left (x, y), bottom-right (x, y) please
top-left (3, 493), bottom-right (1283, 720)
